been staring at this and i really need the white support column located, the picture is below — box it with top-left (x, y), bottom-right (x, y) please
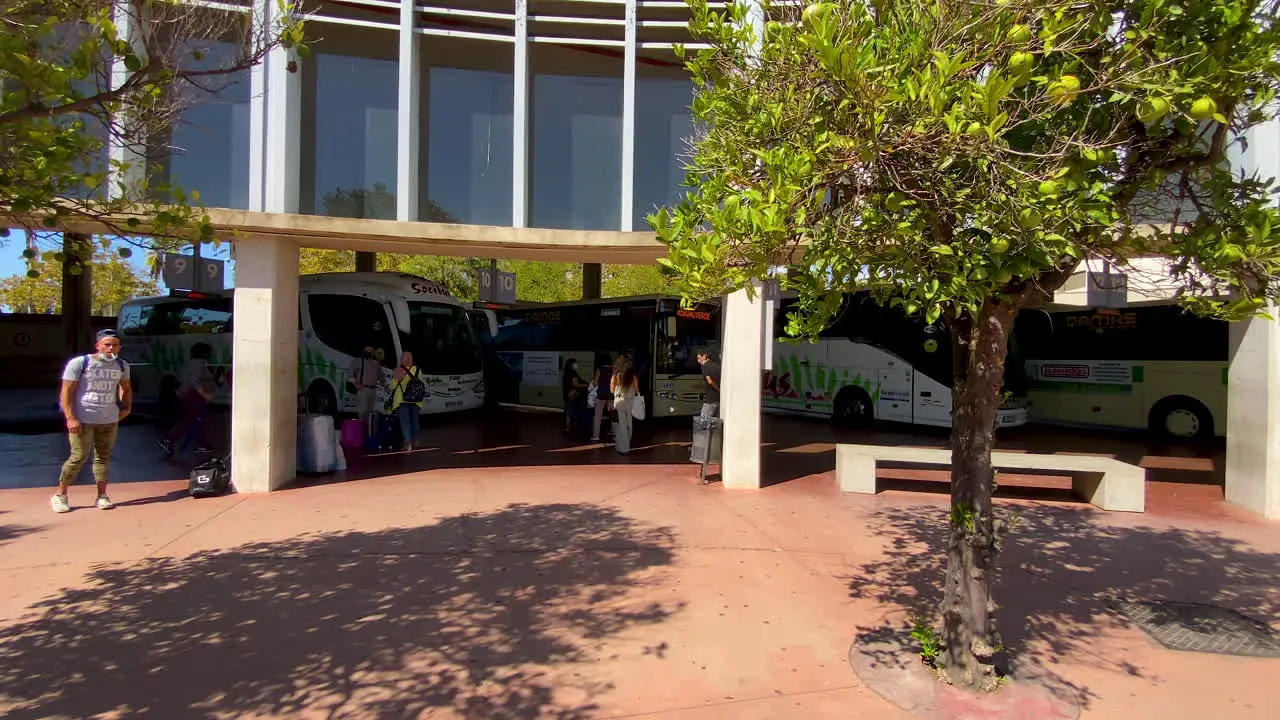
top-left (512, 0), bottom-right (530, 227)
top-left (1225, 114), bottom-right (1280, 518)
top-left (107, 0), bottom-right (148, 199)
top-left (620, 0), bottom-right (637, 231)
top-left (397, 1), bottom-right (420, 222)
top-left (249, 0), bottom-right (301, 213)
top-left (720, 283), bottom-right (766, 489)
top-left (231, 237), bottom-right (300, 492)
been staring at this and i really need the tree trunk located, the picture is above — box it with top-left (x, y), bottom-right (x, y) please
top-left (939, 297), bottom-right (1019, 691)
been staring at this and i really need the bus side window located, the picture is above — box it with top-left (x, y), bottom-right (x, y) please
top-left (308, 294), bottom-right (397, 369)
top-left (119, 305), bottom-right (143, 336)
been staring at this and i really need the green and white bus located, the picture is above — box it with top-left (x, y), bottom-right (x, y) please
top-left (1013, 303), bottom-right (1228, 441)
top-left (118, 272), bottom-right (496, 417)
top-left (762, 293), bottom-right (1030, 429)
top-left (481, 295), bottom-right (722, 418)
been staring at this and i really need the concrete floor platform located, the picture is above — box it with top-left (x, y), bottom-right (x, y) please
top-left (1, 435), bottom-right (1277, 718)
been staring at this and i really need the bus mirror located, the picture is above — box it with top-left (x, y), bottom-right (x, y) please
top-left (482, 310), bottom-right (498, 338)
top-left (391, 302), bottom-right (411, 334)
top-left (664, 316), bottom-right (677, 337)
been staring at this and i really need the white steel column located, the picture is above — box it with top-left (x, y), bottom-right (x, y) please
top-left (107, 0), bottom-right (148, 199)
top-left (620, 0), bottom-right (637, 231)
top-left (231, 237), bottom-right (300, 492)
top-left (720, 283), bottom-right (766, 488)
top-left (512, 0), bottom-right (530, 227)
top-left (249, 0), bottom-right (301, 213)
top-left (1225, 114), bottom-right (1280, 518)
top-left (397, 1), bottom-right (420, 222)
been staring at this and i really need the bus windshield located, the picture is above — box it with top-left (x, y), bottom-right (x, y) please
top-left (656, 311), bottom-right (719, 375)
top-left (403, 301), bottom-right (482, 376)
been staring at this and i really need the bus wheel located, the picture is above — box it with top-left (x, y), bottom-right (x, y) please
top-left (306, 381), bottom-right (337, 417)
top-left (1149, 396), bottom-right (1213, 443)
top-left (832, 387), bottom-right (873, 427)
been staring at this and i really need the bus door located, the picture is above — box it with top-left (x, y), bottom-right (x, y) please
top-left (875, 358), bottom-right (915, 423)
top-left (910, 324), bottom-right (954, 427)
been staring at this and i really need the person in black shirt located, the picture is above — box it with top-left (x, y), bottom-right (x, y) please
top-left (697, 351), bottom-right (720, 418)
top-left (562, 358), bottom-right (590, 435)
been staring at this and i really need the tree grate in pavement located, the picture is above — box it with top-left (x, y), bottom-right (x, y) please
top-left (1111, 600), bottom-right (1280, 658)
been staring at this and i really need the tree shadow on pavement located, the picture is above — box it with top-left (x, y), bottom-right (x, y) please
top-left (0, 503), bottom-right (680, 719)
top-left (845, 505), bottom-right (1280, 709)
top-left (0, 511), bottom-right (37, 549)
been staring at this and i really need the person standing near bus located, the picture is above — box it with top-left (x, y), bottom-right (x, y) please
top-left (51, 329), bottom-right (132, 513)
top-left (611, 360), bottom-right (640, 454)
top-left (590, 352), bottom-right (614, 442)
top-left (157, 342), bottom-right (217, 456)
top-left (389, 351), bottom-right (426, 451)
top-left (349, 345), bottom-right (381, 427)
top-left (697, 351), bottom-right (720, 418)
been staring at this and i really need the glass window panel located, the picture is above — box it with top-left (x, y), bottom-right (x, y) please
top-left (531, 44), bottom-right (623, 231)
top-left (634, 56), bottom-right (694, 230)
top-left (153, 39), bottom-right (251, 209)
top-left (302, 25), bottom-right (399, 219)
top-left (423, 37), bottom-right (513, 225)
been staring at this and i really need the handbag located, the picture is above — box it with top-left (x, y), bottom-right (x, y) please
top-left (631, 395), bottom-right (647, 421)
top-left (587, 382), bottom-right (598, 409)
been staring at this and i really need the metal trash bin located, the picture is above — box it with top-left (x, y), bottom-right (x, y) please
top-left (690, 416), bottom-right (723, 466)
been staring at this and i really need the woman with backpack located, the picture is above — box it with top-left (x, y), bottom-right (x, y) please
top-left (389, 351), bottom-right (427, 451)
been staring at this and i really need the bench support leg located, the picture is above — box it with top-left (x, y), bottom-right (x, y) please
top-left (1073, 470), bottom-right (1145, 512)
top-left (836, 447), bottom-right (877, 494)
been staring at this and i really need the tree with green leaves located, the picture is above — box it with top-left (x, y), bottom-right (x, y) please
top-left (0, 0), bottom-right (305, 257)
top-left (603, 264), bottom-right (672, 297)
top-left (655, 0), bottom-right (1280, 689)
top-left (0, 244), bottom-right (157, 315)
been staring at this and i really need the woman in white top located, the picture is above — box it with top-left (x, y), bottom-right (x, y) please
top-left (610, 361), bottom-right (640, 454)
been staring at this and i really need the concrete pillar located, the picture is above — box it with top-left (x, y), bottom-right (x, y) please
top-left (1225, 313), bottom-right (1280, 518)
top-left (397, 0), bottom-right (420, 222)
top-left (355, 251), bottom-right (376, 273)
top-left (583, 263), bottom-right (602, 300)
top-left (61, 233), bottom-right (94, 354)
top-left (720, 283), bottom-right (765, 489)
top-left (231, 237), bottom-right (300, 492)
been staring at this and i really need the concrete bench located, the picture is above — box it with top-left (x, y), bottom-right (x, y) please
top-left (835, 443), bottom-right (1145, 512)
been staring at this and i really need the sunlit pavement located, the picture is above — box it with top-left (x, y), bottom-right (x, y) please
top-left (1, 408), bottom-right (1276, 718)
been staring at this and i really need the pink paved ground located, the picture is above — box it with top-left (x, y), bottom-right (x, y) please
top-left (2, 430), bottom-right (1278, 719)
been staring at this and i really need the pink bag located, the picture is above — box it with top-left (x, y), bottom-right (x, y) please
top-left (340, 418), bottom-right (364, 448)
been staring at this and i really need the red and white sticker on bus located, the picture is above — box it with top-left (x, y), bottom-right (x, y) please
top-left (1036, 361), bottom-right (1132, 384)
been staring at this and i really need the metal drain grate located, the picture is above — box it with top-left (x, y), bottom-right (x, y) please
top-left (1112, 600), bottom-right (1280, 658)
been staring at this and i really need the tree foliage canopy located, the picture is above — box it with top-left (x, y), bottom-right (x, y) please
top-left (655, 0), bottom-right (1280, 690)
top-left (0, 0), bottom-right (304, 254)
top-left (0, 244), bottom-right (157, 315)
top-left (656, 0), bottom-right (1280, 331)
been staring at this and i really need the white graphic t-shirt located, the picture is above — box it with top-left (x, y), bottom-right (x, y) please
top-left (62, 355), bottom-right (130, 425)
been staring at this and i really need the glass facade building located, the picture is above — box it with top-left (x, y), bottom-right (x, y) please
top-left (146, 0), bottom-right (700, 234)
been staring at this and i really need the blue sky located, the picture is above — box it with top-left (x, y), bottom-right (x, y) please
top-left (1, 229), bottom-right (235, 293)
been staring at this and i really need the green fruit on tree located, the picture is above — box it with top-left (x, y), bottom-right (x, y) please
top-left (802, 2), bottom-right (833, 27)
top-left (51, 252), bottom-right (64, 263)
top-left (1189, 97), bottom-right (1218, 121)
top-left (1138, 97), bottom-right (1171, 124)
top-left (1038, 180), bottom-right (1061, 197)
top-left (21, 248), bottom-right (36, 259)
top-left (994, 269), bottom-right (1014, 284)
top-left (118, 247), bottom-right (133, 259)
top-left (989, 237), bottom-right (1011, 254)
top-left (1017, 208), bottom-right (1042, 230)
top-left (1007, 24), bottom-right (1033, 44)
top-left (26, 269), bottom-right (39, 279)
top-left (972, 267), bottom-right (989, 281)
top-left (1008, 51), bottom-right (1035, 75)
top-left (1047, 75), bottom-right (1081, 104)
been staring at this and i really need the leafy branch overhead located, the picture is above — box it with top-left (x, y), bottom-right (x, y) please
top-left (0, 0), bottom-right (306, 253)
top-left (653, 0), bottom-right (1280, 332)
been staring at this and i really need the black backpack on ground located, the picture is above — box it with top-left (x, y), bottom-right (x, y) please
top-left (190, 454), bottom-right (231, 498)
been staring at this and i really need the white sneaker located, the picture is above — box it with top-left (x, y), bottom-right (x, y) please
top-left (51, 494), bottom-right (71, 513)
top-left (96, 495), bottom-right (115, 510)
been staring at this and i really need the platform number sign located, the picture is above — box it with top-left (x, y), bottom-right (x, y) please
top-left (164, 254), bottom-right (225, 291)
top-left (478, 268), bottom-right (516, 305)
